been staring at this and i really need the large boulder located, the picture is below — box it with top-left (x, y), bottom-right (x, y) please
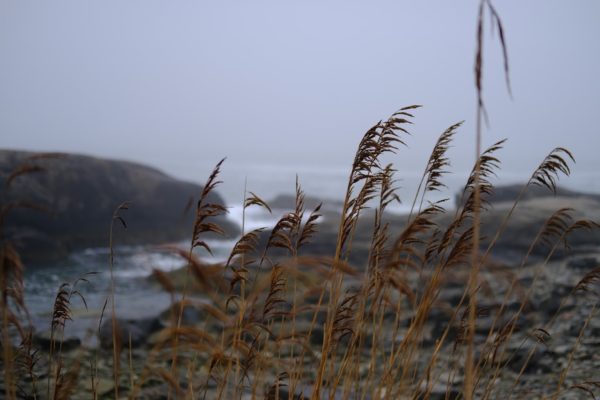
top-left (98, 316), bottom-right (164, 349)
top-left (456, 183), bottom-right (600, 207)
top-left (33, 330), bottom-right (82, 352)
top-left (0, 150), bottom-right (238, 263)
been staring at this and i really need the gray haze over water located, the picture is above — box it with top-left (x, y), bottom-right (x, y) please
top-left (1, 1), bottom-right (600, 206)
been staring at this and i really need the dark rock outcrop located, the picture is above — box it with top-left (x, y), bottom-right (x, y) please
top-left (0, 150), bottom-right (238, 263)
top-left (456, 183), bottom-right (600, 206)
top-left (98, 316), bottom-right (164, 349)
top-left (33, 330), bottom-right (82, 352)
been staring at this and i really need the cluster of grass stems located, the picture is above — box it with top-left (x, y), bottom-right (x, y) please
top-left (2, 2), bottom-right (600, 398)
top-left (1, 105), bottom-right (599, 400)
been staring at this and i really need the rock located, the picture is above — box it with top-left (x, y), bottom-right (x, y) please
top-left (146, 330), bottom-right (168, 347)
top-left (417, 381), bottom-right (461, 400)
top-left (0, 150), bottom-right (238, 264)
top-left (567, 257), bottom-right (598, 270)
top-left (34, 330), bottom-right (81, 352)
top-left (98, 317), bottom-right (164, 349)
top-left (134, 384), bottom-right (170, 400)
top-left (589, 318), bottom-right (600, 337)
top-left (551, 343), bottom-right (572, 356)
top-left (159, 301), bottom-right (204, 326)
top-left (309, 326), bottom-right (325, 346)
top-left (531, 289), bottom-right (569, 317)
top-left (475, 312), bottom-right (528, 337)
top-left (517, 276), bottom-right (534, 288)
top-left (264, 385), bottom-right (302, 400)
top-left (461, 184), bottom-right (600, 206)
top-left (82, 377), bottom-right (115, 397)
top-left (505, 343), bottom-right (553, 375)
top-left (429, 309), bottom-right (458, 345)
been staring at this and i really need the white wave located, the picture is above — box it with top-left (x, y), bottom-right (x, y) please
top-left (226, 204), bottom-right (281, 231)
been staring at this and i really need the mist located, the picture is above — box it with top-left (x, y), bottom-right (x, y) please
top-left (1, 1), bottom-right (599, 203)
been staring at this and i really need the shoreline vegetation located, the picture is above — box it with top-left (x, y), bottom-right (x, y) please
top-left (1, 108), bottom-right (600, 399)
top-left (2, 3), bottom-right (599, 398)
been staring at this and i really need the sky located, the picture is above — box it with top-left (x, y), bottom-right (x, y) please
top-left (1, 1), bottom-right (599, 204)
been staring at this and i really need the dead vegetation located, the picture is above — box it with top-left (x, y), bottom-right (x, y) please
top-left (1, 104), bottom-right (599, 399)
top-left (1, 1), bottom-right (599, 399)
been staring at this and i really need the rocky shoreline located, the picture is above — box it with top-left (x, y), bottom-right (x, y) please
top-left (2, 150), bottom-right (600, 398)
top-left (3, 246), bottom-right (599, 399)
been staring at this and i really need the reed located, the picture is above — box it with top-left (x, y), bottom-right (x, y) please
top-left (1, 1), bottom-right (599, 399)
top-left (1, 112), bottom-right (599, 399)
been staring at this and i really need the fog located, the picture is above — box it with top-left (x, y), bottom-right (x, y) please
top-left (1, 1), bottom-right (599, 203)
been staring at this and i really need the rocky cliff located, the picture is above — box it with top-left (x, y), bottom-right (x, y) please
top-left (0, 150), bottom-right (238, 263)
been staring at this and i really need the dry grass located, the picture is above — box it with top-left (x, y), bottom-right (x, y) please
top-left (2, 106), bottom-right (599, 400)
top-left (1, 2), bottom-right (599, 399)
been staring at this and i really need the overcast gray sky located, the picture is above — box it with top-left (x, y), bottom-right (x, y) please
top-left (1, 1), bottom-right (599, 202)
